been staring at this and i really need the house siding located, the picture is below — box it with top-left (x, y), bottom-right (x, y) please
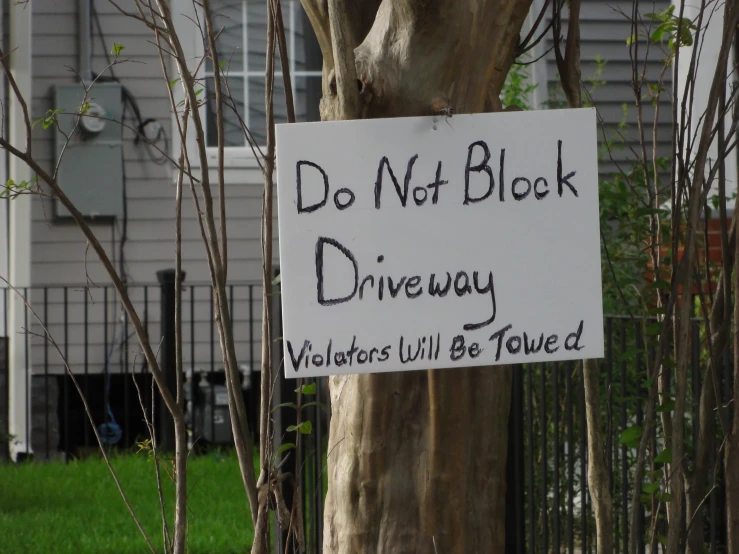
top-left (545, 0), bottom-right (674, 176)
top-left (28, 0), bottom-right (273, 382)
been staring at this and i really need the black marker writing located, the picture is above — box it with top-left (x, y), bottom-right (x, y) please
top-left (314, 235), bottom-right (497, 331)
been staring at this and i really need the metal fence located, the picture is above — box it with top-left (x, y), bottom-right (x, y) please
top-left (0, 282), bottom-right (731, 553)
top-left (504, 316), bottom-right (730, 554)
top-left (0, 279), bottom-right (264, 459)
top-left (291, 315), bottom-right (731, 554)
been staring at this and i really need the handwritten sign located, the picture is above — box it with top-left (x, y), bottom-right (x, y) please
top-left (275, 108), bottom-right (604, 378)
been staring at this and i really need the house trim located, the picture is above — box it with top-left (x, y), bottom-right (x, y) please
top-left (170, 0), bottom-right (262, 170)
top-left (7, 0), bottom-right (33, 460)
top-left (672, 0), bottom-right (738, 205)
top-left (0, 0), bottom-right (8, 338)
top-left (525, 0), bottom-right (549, 111)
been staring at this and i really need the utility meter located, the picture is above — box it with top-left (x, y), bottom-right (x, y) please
top-left (52, 83), bottom-right (124, 219)
top-left (78, 102), bottom-right (107, 135)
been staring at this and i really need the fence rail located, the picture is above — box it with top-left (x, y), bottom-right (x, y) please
top-left (0, 283), bottom-right (730, 553)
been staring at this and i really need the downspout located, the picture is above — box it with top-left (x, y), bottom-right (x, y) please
top-left (7, 0), bottom-right (32, 461)
top-left (79, 0), bottom-right (92, 83)
top-left (0, 0), bottom-right (9, 463)
top-left (0, 0), bottom-right (8, 310)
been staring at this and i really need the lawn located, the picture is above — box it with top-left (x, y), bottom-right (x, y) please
top-left (0, 451), bottom-right (255, 554)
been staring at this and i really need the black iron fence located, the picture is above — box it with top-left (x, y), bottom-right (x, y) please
top-left (0, 281), bottom-right (731, 553)
top-left (0, 278), bottom-right (263, 459)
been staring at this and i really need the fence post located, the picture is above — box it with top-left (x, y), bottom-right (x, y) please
top-left (506, 368), bottom-right (525, 554)
top-left (157, 269), bottom-right (185, 452)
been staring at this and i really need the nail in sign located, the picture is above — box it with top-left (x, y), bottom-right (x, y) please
top-left (275, 108), bottom-right (604, 378)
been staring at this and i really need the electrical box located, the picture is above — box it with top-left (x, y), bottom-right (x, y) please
top-left (52, 83), bottom-right (124, 220)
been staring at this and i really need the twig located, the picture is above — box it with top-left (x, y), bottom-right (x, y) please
top-left (327, 0), bottom-right (360, 119)
top-left (131, 356), bottom-right (172, 554)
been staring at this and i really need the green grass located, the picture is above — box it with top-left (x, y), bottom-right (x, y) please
top-left (0, 451), bottom-right (254, 554)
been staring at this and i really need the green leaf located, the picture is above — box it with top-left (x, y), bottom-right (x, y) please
top-left (272, 274), bottom-right (282, 285)
top-left (680, 25), bottom-right (695, 47)
top-left (271, 402), bottom-right (297, 413)
top-left (111, 43), bottom-right (125, 56)
top-left (296, 383), bottom-right (317, 395)
top-left (299, 401), bottom-right (327, 411)
top-left (41, 108), bottom-right (62, 130)
top-left (626, 34), bottom-right (637, 46)
top-left (620, 425), bottom-right (643, 448)
top-left (654, 447), bottom-right (672, 464)
top-left (1, 179), bottom-right (30, 198)
top-left (642, 480), bottom-right (661, 494)
top-left (219, 59), bottom-right (227, 69)
top-left (169, 78), bottom-right (180, 88)
top-left (651, 27), bottom-right (666, 43)
top-left (275, 442), bottom-right (295, 457)
top-left (286, 421), bottom-right (313, 435)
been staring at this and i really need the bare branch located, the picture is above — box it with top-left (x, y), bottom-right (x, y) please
top-left (202, 0), bottom-right (229, 281)
top-left (108, 0), bottom-right (168, 33)
top-left (328, 0), bottom-right (360, 119)
top-left (152, 0), bottom-right (260, 525)
top-left (131, 353), bottom-right (173, 554)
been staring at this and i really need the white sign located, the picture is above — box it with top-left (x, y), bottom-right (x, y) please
top-left (275, 108), bottom-right (604, 378)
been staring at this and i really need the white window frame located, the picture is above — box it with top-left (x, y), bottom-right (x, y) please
top-left (171, 0), bottom-right (322, 169)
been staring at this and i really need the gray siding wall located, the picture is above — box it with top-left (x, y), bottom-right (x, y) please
top-left (545, 0), bottom-right (674, 175)
top-left (28, 0), bottom-right (273, 377)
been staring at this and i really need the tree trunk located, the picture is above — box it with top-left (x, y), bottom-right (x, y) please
top-left (300, 1), bottom-right (534, 552)
top-left (582, 359), bottom-right (614, 554)
top-left (323, 368), bottom-right (513, 553)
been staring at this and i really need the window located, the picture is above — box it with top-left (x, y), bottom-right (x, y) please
top-left (203, 0), bottom-right (323, 148)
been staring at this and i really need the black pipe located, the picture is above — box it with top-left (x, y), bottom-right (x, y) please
top-left (157, 269), bottom-right (185, 452)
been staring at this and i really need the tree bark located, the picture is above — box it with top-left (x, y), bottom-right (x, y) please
top-left (299, 1), bottom-right (534, 552)
top-left (582, 359), bottom-right (614, 554)
top-left (323, 368), bottom-right (513, 553)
